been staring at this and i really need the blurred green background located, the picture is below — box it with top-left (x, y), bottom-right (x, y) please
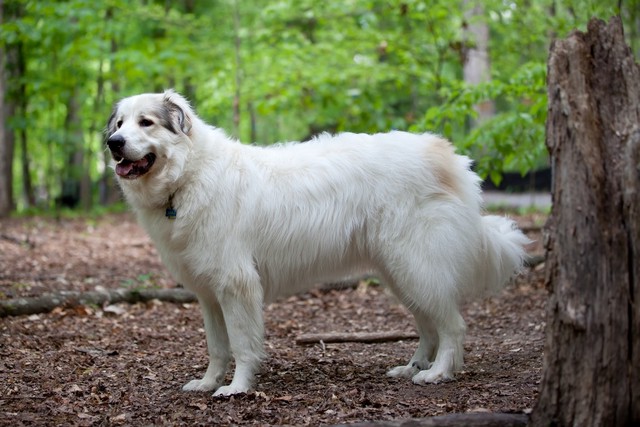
top-left (0, 0), bottom-right (637, 214)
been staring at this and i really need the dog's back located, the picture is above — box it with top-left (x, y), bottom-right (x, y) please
top-left (191, 131), bottom-right (486, 301)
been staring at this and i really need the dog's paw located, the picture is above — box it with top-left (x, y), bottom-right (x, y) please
top-left (411, 360), bottom-right (433, 370)
top-left (411, 368), bottom-right (454, 385)
top-left (213, 385), bottom-right (249, 397)
top-left (386, 365), bottom-right (419, 378)
top-left (182, 379), bottom-right (219, 392)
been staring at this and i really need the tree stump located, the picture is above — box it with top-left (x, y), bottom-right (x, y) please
top-left (531, 17), bottom-right (640, 426)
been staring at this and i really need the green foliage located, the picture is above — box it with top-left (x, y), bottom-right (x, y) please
top-left (1, 0), bottom-right (638, 211)
top-left (419, 61), bottom-right (548, 182)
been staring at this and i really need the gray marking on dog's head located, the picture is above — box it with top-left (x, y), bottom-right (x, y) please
top-left (104, 106), bottom-right (119, 142)
top-left (158, 91), bottom-right (192, 135)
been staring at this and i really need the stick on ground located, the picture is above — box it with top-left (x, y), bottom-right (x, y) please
top-left (296, 331), bottom-right (419, 345)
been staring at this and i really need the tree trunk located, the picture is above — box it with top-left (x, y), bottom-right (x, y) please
top-left (60, 88), bottom-right (81, 209)
top-left (530, 17), bottom-right (640, 427)
top-left (99, 17), bottom-right (122, 206)
top-left (61, 85), bottom-right (91, 210)
top-left (462, 1), bottom-right (494, 124)
top-left (0, 31), bottom-right (11, 216)
top-left (0, 0), bottom-right (17, 217)
top-left (182, 0), bottom-right (196, 104)
top-left (232, 0), bottom-right (242, 138)
top-left (16, 42), bottom-right (34, 208)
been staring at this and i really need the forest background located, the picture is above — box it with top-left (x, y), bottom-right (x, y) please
top-left (0, 0), bottom-right (638, 215)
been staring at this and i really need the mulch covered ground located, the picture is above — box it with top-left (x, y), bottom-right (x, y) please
top-left (0, 213), bottom-right (547, 426)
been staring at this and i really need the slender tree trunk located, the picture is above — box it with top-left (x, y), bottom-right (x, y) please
top-left (232, 0), bottom-right (242, 138)
top-left (248, 101), bottom-right (257, 143)
top-left (530, 17), bottom-right (640, 426)
top-left (19, 124), bottom-right (33, 207)
top-left (462, 1), bottom-right (494, 124)
top-left (0, 0), bottom-right (19, 216)
top-left (61, 86), bottom-right (88, 209)
top-left (182, 0), bottom-right (196, 104)
top-left (100, 11), bottom-right (122, 206)
top-left (15, 42), bottom-right (34, 208)
top-left (0, 1), bottom-right (11, 217)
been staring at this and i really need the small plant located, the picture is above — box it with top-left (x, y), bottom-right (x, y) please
top-left (121, 273), bottom-right (157, 290)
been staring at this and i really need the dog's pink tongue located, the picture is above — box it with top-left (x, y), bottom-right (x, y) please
top-left (116, 161), bottom-right (134, 177)
top-left (115, 157), bottom-right (150, 177)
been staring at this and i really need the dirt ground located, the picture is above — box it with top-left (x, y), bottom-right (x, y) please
top-left (0, 212), bottom-right (547, 426)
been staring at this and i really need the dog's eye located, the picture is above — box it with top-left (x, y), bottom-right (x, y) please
top-left (139, 119), bottom-right (154, 127)
top-left (116, 120), bottom-right (123, 129)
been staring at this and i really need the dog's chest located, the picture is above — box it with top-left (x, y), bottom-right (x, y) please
top-left (138, 211), bottom-right (195, 280)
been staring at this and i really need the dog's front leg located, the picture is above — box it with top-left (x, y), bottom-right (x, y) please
top-left (183, 293), bottom-right (230, 392)
top-left (212, 280), bottom-right (265, 397)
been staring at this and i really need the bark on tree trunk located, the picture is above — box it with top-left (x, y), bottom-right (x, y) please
top-left (530, 17), bottom-right (640, 427)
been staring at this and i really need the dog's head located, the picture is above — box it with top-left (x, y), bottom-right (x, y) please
top-left (105, 90), bottom-right (193, 181)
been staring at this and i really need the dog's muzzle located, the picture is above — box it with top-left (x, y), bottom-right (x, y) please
top-left (107, 134), bottom-right (156, 179)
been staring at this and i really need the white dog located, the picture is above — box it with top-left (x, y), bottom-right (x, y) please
top-left (106, 90), bottom-right (529, 397)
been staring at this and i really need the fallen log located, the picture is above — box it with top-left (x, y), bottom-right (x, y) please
top-left (296, 331), bottom-right (419, 345)
top-left (331, 412), bottom-right (529, 427)
top-left (0, 288), bottom-right (196, 317)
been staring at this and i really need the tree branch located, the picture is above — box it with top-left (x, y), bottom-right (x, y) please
top-left (0, 288), bottom-right (196, 317)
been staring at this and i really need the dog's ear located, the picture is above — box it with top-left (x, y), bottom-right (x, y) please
top-left (104, 106), bottom-right (118, 140)
top-left (162, 92), bottom-right (193, 135)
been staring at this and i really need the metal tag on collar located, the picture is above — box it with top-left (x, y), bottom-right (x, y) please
top-left (166, 193), bottom-right (177, 219)
top-left (165, 207), bottom-right (177, 220)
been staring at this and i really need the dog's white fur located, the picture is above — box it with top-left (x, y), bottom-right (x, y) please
top-left (106, 90), bottom-right (530, 396)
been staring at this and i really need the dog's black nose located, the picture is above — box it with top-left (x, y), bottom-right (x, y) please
top-left (107, 134), bottom-right (125, 152)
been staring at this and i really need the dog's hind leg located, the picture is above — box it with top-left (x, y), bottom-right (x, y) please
top-left (212, 276), bottom-right (265, 397)
top-left (411, 306), bottom-right (465, 385)
top-left (387, 310), bottom-right (438, 378)
top-left (378, 250), bottom-right (466, 385)
top-left (183, 293), bottom-right (230, 392)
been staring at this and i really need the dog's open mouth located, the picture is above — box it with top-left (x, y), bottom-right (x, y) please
top-left (114, 153), bottom-right (156, 179)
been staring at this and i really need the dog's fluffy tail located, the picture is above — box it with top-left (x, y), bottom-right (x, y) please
top-left (470, 215), bottom-right (531, 298)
